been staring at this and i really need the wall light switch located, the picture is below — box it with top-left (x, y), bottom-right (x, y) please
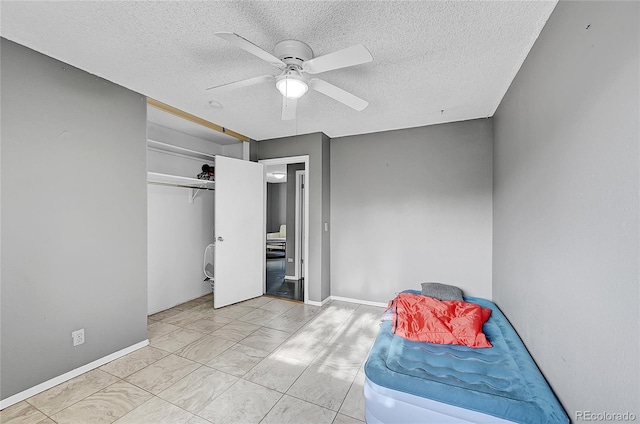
top-left (324, 222), bottom-right (329, 232)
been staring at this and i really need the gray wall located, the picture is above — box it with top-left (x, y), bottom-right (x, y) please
top-left (1, 39), bottom-right (148, 399)
top-left (321, 133), bottom-right (331, 300)
top-left (267, 183), bottom-right (286, 233)
top-left (331, 119), bottom-right (493, 303)
top-left (257, 133), bottom-right (330, 302)
top-left (493, 1), bottom-right (639, 417)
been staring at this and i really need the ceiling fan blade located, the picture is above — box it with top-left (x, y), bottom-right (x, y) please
top-left (205, 75), bottom-right (274, 92)
top-left (215, 32), bottom-right (285, 68)
top-left (282, 97), bottom-right (297, 120)
top-left (303, 45), bottom-right (373, 74)
top-left (309, 78), bottom-right (368, 111)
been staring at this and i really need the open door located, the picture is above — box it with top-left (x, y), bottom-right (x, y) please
top-left (214, 156), bottom-right (265, 308)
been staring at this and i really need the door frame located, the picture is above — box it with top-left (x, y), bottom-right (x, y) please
top-left (259, 155), bottom-right (310, 304)
top-left (294, 170), bottom-right (305, 280)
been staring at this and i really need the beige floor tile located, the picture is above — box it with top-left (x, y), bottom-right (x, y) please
top-left (149, 328), bottom-right (206, 353)
top-left (262, 314), bottom-right (309, 333)
top-left (147, 321), bottom-right (181, 340)
top-left (312, 344), bottom-right (368, 374)
top-left (329, 305), bottom-right (384, 347)
top-left (175, 335), bottom-right (235, 364)
top-left (112, 397), bottom-right (194, 424)
top-left (210, 321), bottom-right (260, 342)
top-left (239, 296), bottom-right (274, 307)
top-left (203, 313), bottom-right (234, 326)
top-left (243, 355), bottom-right (308, 393)
top-left (186, 416), bottom-right (212, 424)
top-left (162, 309), bottom-right (212, 327)
top-left (124, 354), bottom-right (200, 394)
top-left (261, 395), bottom-right (336, 424)
top-left (287, 351), bottom-right (360, 412)
top-left (285, 303), bottom-right (323, 320)
top-left (338, 368), bottom-right (366, 421)
top-left (238, 327), bottom-right (290, 352)
top-left (50, 381), bottom-right (151, 424)
top-left (205, 343), bottom-right (270, 377)
top-left (26, 369), bottom-right (119, 416)
top-left (259, 298), bottom-right (297, 314)
top-left (333, 413), bottom-right (364, 424)
top-left (183, 319), bottom-right (225, 334)
top-left (100, 346), bottom-right (168, 378)
top-left (158, 366), bottom-right (237, 413)
top-left (212, 304), bottom-right (256, 319)
top-left (237, 308), bottom-right (283, 325)
top-left (273, 332), bottom-right (325, 363)
top-left (0, 401), bottom-right (50, 424)
top-left (149, 306), bottom-right (185, 322)
top-left (198, 379), bottom-right (282, 424)
top-left (297, 313), bottom-right (353, 342)
top-left (8, 294), bottom-right (371, 424)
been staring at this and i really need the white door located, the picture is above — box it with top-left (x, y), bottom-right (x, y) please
top-left (214, 156), bottom-right (265, 308)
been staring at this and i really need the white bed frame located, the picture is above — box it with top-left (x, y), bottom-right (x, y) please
top-left (364, 376), bottom-right (516, 424)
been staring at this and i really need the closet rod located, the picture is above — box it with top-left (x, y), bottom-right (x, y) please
top-left (147, 97), bottom-right (250, 142)
top-left (147, 181), bottom-right (215, 191)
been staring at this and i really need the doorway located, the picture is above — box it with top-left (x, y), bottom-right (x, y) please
top-left (260, 156), bottom-right (309, 303)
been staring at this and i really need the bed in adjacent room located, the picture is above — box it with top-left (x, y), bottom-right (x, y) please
top-left (364, 288), bottom-right (569, 424)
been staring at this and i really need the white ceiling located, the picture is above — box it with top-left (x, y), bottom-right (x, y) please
top-left (1, 1), bottom-right (557, 143)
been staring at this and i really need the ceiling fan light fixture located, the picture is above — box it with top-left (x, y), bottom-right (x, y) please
top-left (276, 74), bottom-right (308, 99)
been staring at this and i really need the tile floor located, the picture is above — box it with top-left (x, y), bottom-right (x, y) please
top-left (1, 294), bottom-right (384, 424)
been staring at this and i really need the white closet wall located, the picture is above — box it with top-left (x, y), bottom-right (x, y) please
top-left (147, 123), bottom-right (242, 314)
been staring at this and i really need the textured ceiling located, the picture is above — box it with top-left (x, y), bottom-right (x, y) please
top-left (1, 1), bottom-right (557, 142)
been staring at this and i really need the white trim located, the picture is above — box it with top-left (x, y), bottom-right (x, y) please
top-left (259, 156), bottom-right (309, 305)
top-left (294, 170), bottom-right (304, 280)
top-left (307, 296), bottom-right (332, 307)
top-left (242, 141), bottom-right (250, 161)
top-left (330, 295), bottom-right (388, 308)
top-left (0, 340), bottom-right (149, 410)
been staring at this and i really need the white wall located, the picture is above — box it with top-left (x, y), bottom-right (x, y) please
top-left (493, 0), bottom-right (639, 416)
top-left (146, 124), bottom-right (242, 313)
top-left (330, 120), bottom-right (493, 303)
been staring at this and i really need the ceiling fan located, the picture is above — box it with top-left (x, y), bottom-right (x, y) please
top-left (207, 32), bottom-right (373, 120)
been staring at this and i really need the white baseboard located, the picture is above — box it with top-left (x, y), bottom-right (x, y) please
top-left (0, 339), bottom-right (149, 410)
top-left (306, 296), bottom-right (332, 307)
top-left (307, 295), bottom-right (387, 308)
top-left (329, 295), bottom-right (388, 308)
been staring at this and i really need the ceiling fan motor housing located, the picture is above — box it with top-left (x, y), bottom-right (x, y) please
top-left (274, 40), bottom-right (313, 67)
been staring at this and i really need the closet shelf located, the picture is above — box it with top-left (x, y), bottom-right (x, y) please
top-left (147, 139), bottom-right (216, 162)
top-left (147, 172), bottom-right (215, 190)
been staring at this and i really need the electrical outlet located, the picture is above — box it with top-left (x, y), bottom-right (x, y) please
top-left (72, 329), bottom-right (85, 346)
top-left (287, 258), bottom-right (294, 263)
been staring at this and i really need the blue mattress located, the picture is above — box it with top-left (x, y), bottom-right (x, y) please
top-left (365, 293), bottom-right (569, 423)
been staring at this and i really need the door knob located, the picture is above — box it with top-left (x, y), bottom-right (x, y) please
top-left (217, 236), bottom-right (224, 242)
